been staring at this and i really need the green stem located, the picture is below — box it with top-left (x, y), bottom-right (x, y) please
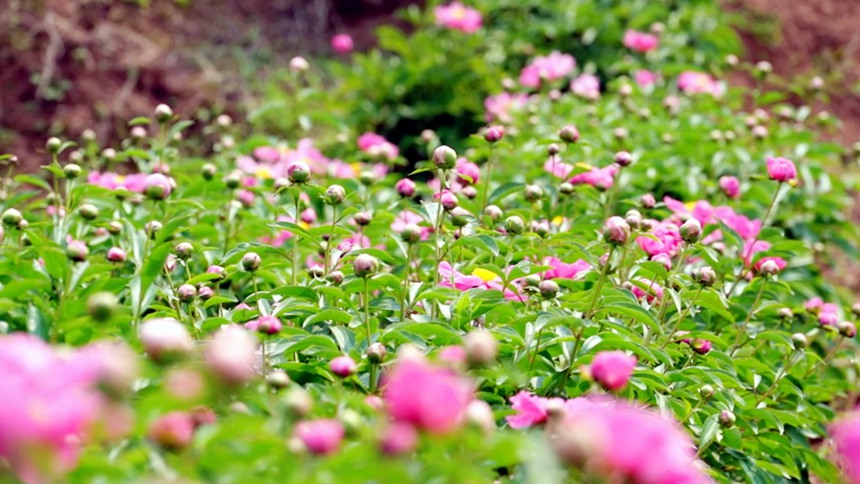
top-left (729, 279), bottom-right (768, 356)
top-left (725, 183), bottom-right (782, 298)
top-left (481, 146), bottom-right (494, 217)
top-left (586, 246), bottom-right (616, 319)
top-left (755, 350), bottom-right (799, 406)
top-left (659, 286), bottom-right (703, 349)
top-left (292, 193), bottom-right (301, 286)
top-left (364, 277), bottom-right (372, 344)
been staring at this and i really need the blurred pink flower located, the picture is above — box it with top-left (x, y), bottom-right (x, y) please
top-left (623, 30), bottom-right (659, 52)
top-left (148, 412), bottom-right (195, 451)
top-left (571, 73), bottom-right (601, 100)
top-left (519, 51), bottom-right (576, 89)
top-left (544, 158), bottom-right (574, 179)
top-left (484, 92), bottom-right (528, 123)
top-left (719, 175), bottom-right (741, 198)
top-left (391, 211), bottom-right (432, 240)
top-left (383, 358), bottom-right (473, 434)
top-left (753, 256), bottom-right (787, 274)
top-left (506, 391), bottom-right (561, 429)
top-left (766, 156), bottom-right (797, 182)
top-left (379, 422), bottom-right (418, 455)
top-left (454, 158), bottom-right (481, 185)
top-left (330, 355), bottom-right (357, 377)
top-left (678, 71), bottom-right (723, 96)
top-left (543, 257), bottom-right (590, 280)
top-left (87, 172), bottom-right (147, 192)
top-left (589, 351), bottom-right (636, 391)
top-left (569, 164), bottom-right (617, 189)
top-left (438, 262), bottom-right (520, 300)
top-left (331, 34), bottom-right (354, 54)
top-left (294, 419), bottom-right (344, 455)
top-left (634, 69), bottom-right (660, 88)
top-left (358, 132), bottom-right (399, 161)
top-left (831, 412), bottom-right (860, 482)
top-left (629, 278), bottom-right (664, 304)
top-left (434, 2), bottom-right (482, 33)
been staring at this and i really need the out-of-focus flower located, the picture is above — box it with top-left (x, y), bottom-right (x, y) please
top-left (205, 325), bottom-right (258, 384)
top-left (588, 351), bottom-right (636, 391)
top-left (634, 69), bottom-right (660, 88)
top-left (519, 51), bottom-right (576, 89)
top-left (623, 30), bottom-right (659, 52)
top-left (678, 71), bottom-right (723, 96)
top-left (87, 172), bottom-right (147, 192)
top-left (543, 257), bottom-right (590, 280)
top-left (766, 156), bottom-right (797, 182)
top-left (571, 73), bottom-right (601, 100)
top-left (358, 132), bottom-right (399, 161)
top-left (331, 34), bottom-right (354, 54)
top-left (569, 164), bottom-right (617, 189)
top-left (434, 2), bottom-right (482, 33)
top-left (719, 176), bottom-right (741, 198)
top-left (484, 92), bottom-right (529, 123)
top-left (294, 419), bottom-right (344, 455)
top-left (830, 412), bottom-right (860, 483)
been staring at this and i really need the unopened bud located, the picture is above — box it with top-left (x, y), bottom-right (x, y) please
top-left (464, 330), bottom-right (498, 366)
top-left (241, 252), bottom-right (261, 272)
top-left (539, 279), bottom-right (559, 299)
top-left (353, 254), bottom-right (379, 278)
top-left (602, 216), bottom-right (630, 245)
top-left (504, 216), bottom-right (525, 235)
top-left (432, 145), bottom-right (457, 170)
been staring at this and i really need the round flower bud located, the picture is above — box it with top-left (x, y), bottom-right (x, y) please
top-left (547, 143), bottom-right (560, 156)
top-left (532, 220), bottom-right (549, 238)
top-left (324, 184), bottom-right (346, 205)
top-left (329, 355), bottom-right (357, 377)
top-left (679, 218), bottom-right (702, 243)
top-left (539, 279), bottom-right (560, 299)
top-left (559, 182), bottom-right (575, 195)
top-left (266, 370), bottom-right (291, 390)
top-left (523, 274), bottom-right (541, 288)
top-left (2, 208), bottom-right (22, 227)
top-left (107, 221), bottom-right (123, 235)
top-left (101, 148), bottom-right (117, 161)
top-left (46, 137), bottom-right (62, 154)
top-left (154, 104), bottom-right (174, 123)
top-left (395, 178), bottom-right (416, 198)
top-left (752, 125), bottom-right (768, 139)
top-left (354, 211), bottom-right (373, 226)
top-left (66, 240), bottom-right (89, 262)
top-left (283, 387), bottom-right (313, 417)
top-left (87, 292), bottom-right (118, 322)
top-left (614, 151), bottom-right (633, 167)
top-left (484, 204), bottom-right (502, 222)
top-left (839, 321), bottom-right (857, 339)
top-left (559, 125), bottom-right (580, 143)
top-left (757, 259), bottom-right (781, 277)
top-left (624, 209), bottom-right (642, 229)
top-left (464, 330), bottom-right (498, 366)
top-left (450, 207), bottom-right (471, 228)
top-left (145, 220), bottom-right (163, 238)
top-left (307, 266), bottom-right (325, 279)
top-left (613, 127), bottom-right (628, 140)
top-left (852, 302), bottom-right (860, 316)
top-left (327, 270), bottom-right (344, 286)
top-left (174, 242), bottom-right (194, 260)
top-left (439, 191), bottom-right (459, 211)
top-left (719, 410), bottom-right (736, 428)
top-left (177, 284), bottom-right (196, 302)
top-left (215, 114), bottom-right (232, 128)
top-left (461, 185), bottom-right (478, 200)
top-left (224, 170), bottom-right (243, 189)
top-left (755, 60), bottom-right (772, 76)
top-left (63, 163), bottom-right (82, 179)
top-left (791, 333), bottom-right (809, 349)
top-left (484, 125), bottom-right (505, 143)
top-left (359, 171), bottom-right (376, 186)
top-left (139, 318), bottom-right (193, 361)
top-left (106, 247), bottom-right (127, 263)
top-left (144, 173), bottom-right (172, 200)
top-left (810, 76), bottom-right (824, 91)
top-left (504, 216), bottom-right (525, 235)
top-left (693, 266), bottom-right (717, 287)
top-left (289, 56), bottom-right (310, 72)
top-left (205, 326), bottom-right (258, 384)
top-left (432, 145), bottom-right (457, 170)
top-left (287, 161), bottom-right (311, 184)
top-left (699, 384), bottom-right (715, 398)
top-left (17, 219), bottom-right (27, 230)
top-left (202, 163), bottom-right (216, 181)
top-left (602, 216), bottom-right (630, 246)
top-left (401, 224), bottom-right (422, 244)
top-left (78, 203), bottom-right (99, 221)
top-left (198, 286), bottom-right (214, 300)
top-left (777, 307), bottom-right (793, 319)
top-left (524, 185), bottom-right (543, 203)
top-left (641, 193), bottom-right (656, 209)
top-left (367, 342), bottom-right (387, 364)
top-left (465, 400), bottom-right (496, 434)
top-left (241, 252), bottom-right (261, 272)
top-left (353, 254), bottom-right (379, 278)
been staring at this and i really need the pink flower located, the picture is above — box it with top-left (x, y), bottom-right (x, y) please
top-left (629, 278), bottom-right (664, 304)
top-left (623, 30), bottom-right (659, 52)
top-left (148, 412), bottom-right (195, 451)
top-left (818, 303), bottom-right (840, 327)
top-left (358, 132), bottom-right (399, 161)
top-left (519, 51), bottom-right (576, 89)
top-left (719, 176), bottom-right (741, 198)
top-left (434, 2), bottom-right (482, 33)
top-left (634, 69), bottom-right (659, 88)
top-left (484, 92), bottom-right (528, 123)
top-left (144, 173), bottom-right (172, 199)
top-left (558, 399), bottom-right (709, 483)
top-left (589, 351), bottom-right (636, 391)
top-left (543, 257), bottom-right (590, 280)
top-left (382, 358), bottom-right (473, 434)
top-left (506, 391), bottom-right (559, 429)
top-left (87, 172), bottom-right (147, 192)
top-left (379, 422), bottom-right (418, 455)
top-left (139, 318), bottom-right (193, 361)
top-left (766, 156), bottom-right (797, 182)
top-left (438, 262), bottom-right (521, 300)
top-left (831, 412), bottom-right (860, 482)
top-left (571, 73), bottom-right (601, 100)
top-left (331, 34), bottom-right (354, 54)
top-left (205, 325), bottom-right (258, 384)
top-left (294, 419), bottom-right (344, 455)
top-left (438, 345), bottom-right (467, 366)
top-left (678, 71), bottom-right (723, 96)
top-left (244, 315), bottom-right (282, 335)
top-left (454, 158), bottom-right (481, 185)
top-left (330, 355), bottom-right (357, 377)
top-left (395, 178), bottom-right (416, 197)
top-left (753, 256), bottom-right (786, 274)
top-left (569, 164), bottom-right (617, 189)
top-left (544, 158), bottom-right (574, 179)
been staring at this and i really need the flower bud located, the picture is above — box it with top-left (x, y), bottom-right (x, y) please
top-left (307, 265), bottom-right (325, 279)
top-left (699, 384), bottom-right (715, 398)
top-left (755, 60), bottom-right (772, 77)
top-left (602, 216), bottom-right (630, 245)
top-left (171, 242), bottom-right (193, 260)
top-left (461, 185), bottom-right (477, 200)
top-left (757, 259), bottom-right (781, 277)
top-left (148, 412), bottom-right (194, 451)
top-left (439, 191), bottom-right (459, 211)
top-left (154, 104), bottom-right (173, 123)
top-left (327, 270), bottom-right (344, 286)
top-left (839, 321), bottom-right (857, 338)
top-left (532, 220), bottom-right (549, 238)
top-left (66, 240), bottom-right (89, 262)
top-left (465, 400), bottom-right (496, 434)
top-left (205, 325), bottom-right (258, 384)
top-left (484, 125), bottom-right (505, 143)
top-left (504, 215), bottom-right (525, 234)
top-left (523, 274), bottom-right (541, 288)
top-left (330, 355), bottom-right (357, 377)
top-left (559, 125), bottom-right (580, 143)
top-left (559, 182), bottom-right (575, 195)
top-left (613, 127), bottom-right (628, 140)
top-left (777, 307), bottom-right (793, 319)
top-left (324, 184), bottom-right (346, 205)
top-left (87, 292), bottom-right (118, 322)
top-left (395, 178), bottom-right (416, 198)
top-left (266, 370), bottom-right (291, 390)
top-left (679, 218), bottom-right (702, 243)
top-left (2, 208), bottom-right (22, 227)
top-left (719, 410), bottom-right (736, 427)
top-left (106, 247), bottom-right (127, 263)
top-left (241, 252), bottom-right (261, 272)
top-left (464, 330), bottom-right (497, 366)
top-left (353, 254), bottom-right (379, 278)
top-left (144, 173), bottom-right (172, 200)
top-left (539, 279), bottom-right (559, 299)
top-left (139, 318), bottom-right (193, 361)
top-left (202, 163), bottom-right (216, 181)
top-left (224, 170), bottom-right (243, 189)
top-left (524, 185), bottom-right (543, 203)
top-left (283, 387), bottom-right (313, 417)
top-left (145, 220), bottom-right (163, 238)
top-left (46, 137), bottom-right (62, 154)
top-left (547, 143), bottom-right (560, 156)
top-left (791, 333), bottom-right (808, 349)
top-left (379, 422), bottom-right (418, 455)
top-left (177, 284), bottom-right (197, 302)
top-left (367, 342), bottom-right (387, 364)
top-left (693, 266), bottom-right (717, 287)
top-left (641, 193), bottom-right (656, 209)
top-left (432, 145), bottom-right (457, 170)
top-left (484, 204), bottom-right (502, 222)
top-left (852, 302), bottom-right (860, 316)
top-left (198, 286), bottom-right (214, 300)
top-left (289, 56), bottom-right (310, 72)
top-left (624, 209), bottom-right (642, 229)
top-left (78, 203), bottom-right (99, 221)
top-left (359, 171), bottom-right (376, 186)
top-left (64, 163), bottom-right (82, 179)
top-left (287, 161), bottom-right (311, 184)
top-left (614, 151), bottom-right (633, 167)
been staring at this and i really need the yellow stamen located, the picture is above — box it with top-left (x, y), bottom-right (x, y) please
top-left (471, 268), bottom-right (498, 282)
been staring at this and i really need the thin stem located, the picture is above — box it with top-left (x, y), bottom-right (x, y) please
top-left (369, 363), bottom-right (378, 394)
top-left (755, 350), bottom-right (799, 406)
top-left (481, 145), bottom-right (494, 217)
top-left (729, 279), bottom-right (768, 356)
top-left (400, 244), bottom-right (412, 321)
top-left (528, 327), bottom-right (545, 374)
top-left (659, 286), bottom-right (704, 349)
top-left (292, 193), bottom-right (301, 286)
top-left (725, 183), bottom-right (782, 298)
top-left (585, 246), bottom-right (616, 319)
top-left (324, 206), bottom-right (338, 274)
top-left (364, 277), bottom-right (372, 344)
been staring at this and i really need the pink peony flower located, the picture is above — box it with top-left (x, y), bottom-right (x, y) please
top-left (382, 358), bottom-right (473, 434)
top-left (678, 71), bottom-right (723, 96)
top-left (634, 69), bottom-right (660, 88)
top-left (244, 315), bottom-right (282, 335)
top-left (87, 172), bottom-right (147, 192)
top-left (753, 256), bottom-right (787, 274)
top-left (719, 176), bottom-right (741, 198)
top-left (544, 158), bottom-right (574, 179)
top-left (294, 419), bottom-right (345, 455)
top-left (519, 51), bottom-right (576, 89)
top-left (831, 412), bottom-right (860, 483)
top-left (330, 355), bottom-right (357, 377)
top-left (395, 178), bottom-right (416, 197)
top-left (543, 257), bottom-right (590, 280)
top-left (147, 412), bottom-right (195, 451)
top-left (765, 156), bottom-right (797, 182)
top-left (484, 92), bottom-right (529, 123)
top-left (205, 325), bottom-right (258, 384)
top-left (506, 391), bottom-right (559, 429)
top-left (434, 2), bottom-right (482, 33)
top-left (358, 132), bottom-right (399, 161)
top-left (331, 34), bottom-right (354, 54)
top-left (379, 422), bottom-right (419, 455)
top-left (454, 158), bottom-right (481, 185)
top-left (569, 164), bottom-right (617, 189)
top-left (629, 278), bottom-right (664, 304)
top-left (571, 73), bottom-right (601, 100)
top-left (438, 262), bottom-right (521, 300)
top-left (589, 351), bottom-right (636, 391)
top-left (139, 318), bottom-right (193, 361)
top-left (438, 345), bottom-right (467, 366)
top-left (144, 173), bottom-right (173, 199)
top-left (818, 303), bottom-right (840, 327)
top-left (623, 30), bottom-right (659, 52)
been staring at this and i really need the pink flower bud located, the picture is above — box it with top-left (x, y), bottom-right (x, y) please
top-left (463, 330), bottom-right (498, 365)
top-left (294, 419), bottom-right (344, 455)
top-left (205, 325), bottom-right (258, 384)
top-left (559, 125), bottom-right (580, 143)
top-left (139, 318), bottom-right (193, 361)
top-left (144, 173), bottom-right (172, 200)
top-left (287, 161), bottom-right (311, 184)
top-left (602, 216), bottom-right (630, 245)
top-left (589, 351), bottom-right (636, 391)
top-left (148, 412), bottom-right (195, 451)
top-left (719, 175), bottom-right (740, 198)
top-left (395, 178), bottom-right (416, 198)
top-left (330, 355), bottom-right (357, 377)
top-left (439, 190), bottom-right (459, 211)
top-left (245, 315), bottom-right (282, 335)
top-left (379, 422), bottom-right (418, 455)
top-left (754, 256), bottom-right (786, 276)
top-left (330, 34), bottom-right (354, 54)
top-left (106, 247), bottom-right (126, 263)
top-left (765, 157), bottom-right (797, 182)
top-left (484, 125), bottom-right (505, 143)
